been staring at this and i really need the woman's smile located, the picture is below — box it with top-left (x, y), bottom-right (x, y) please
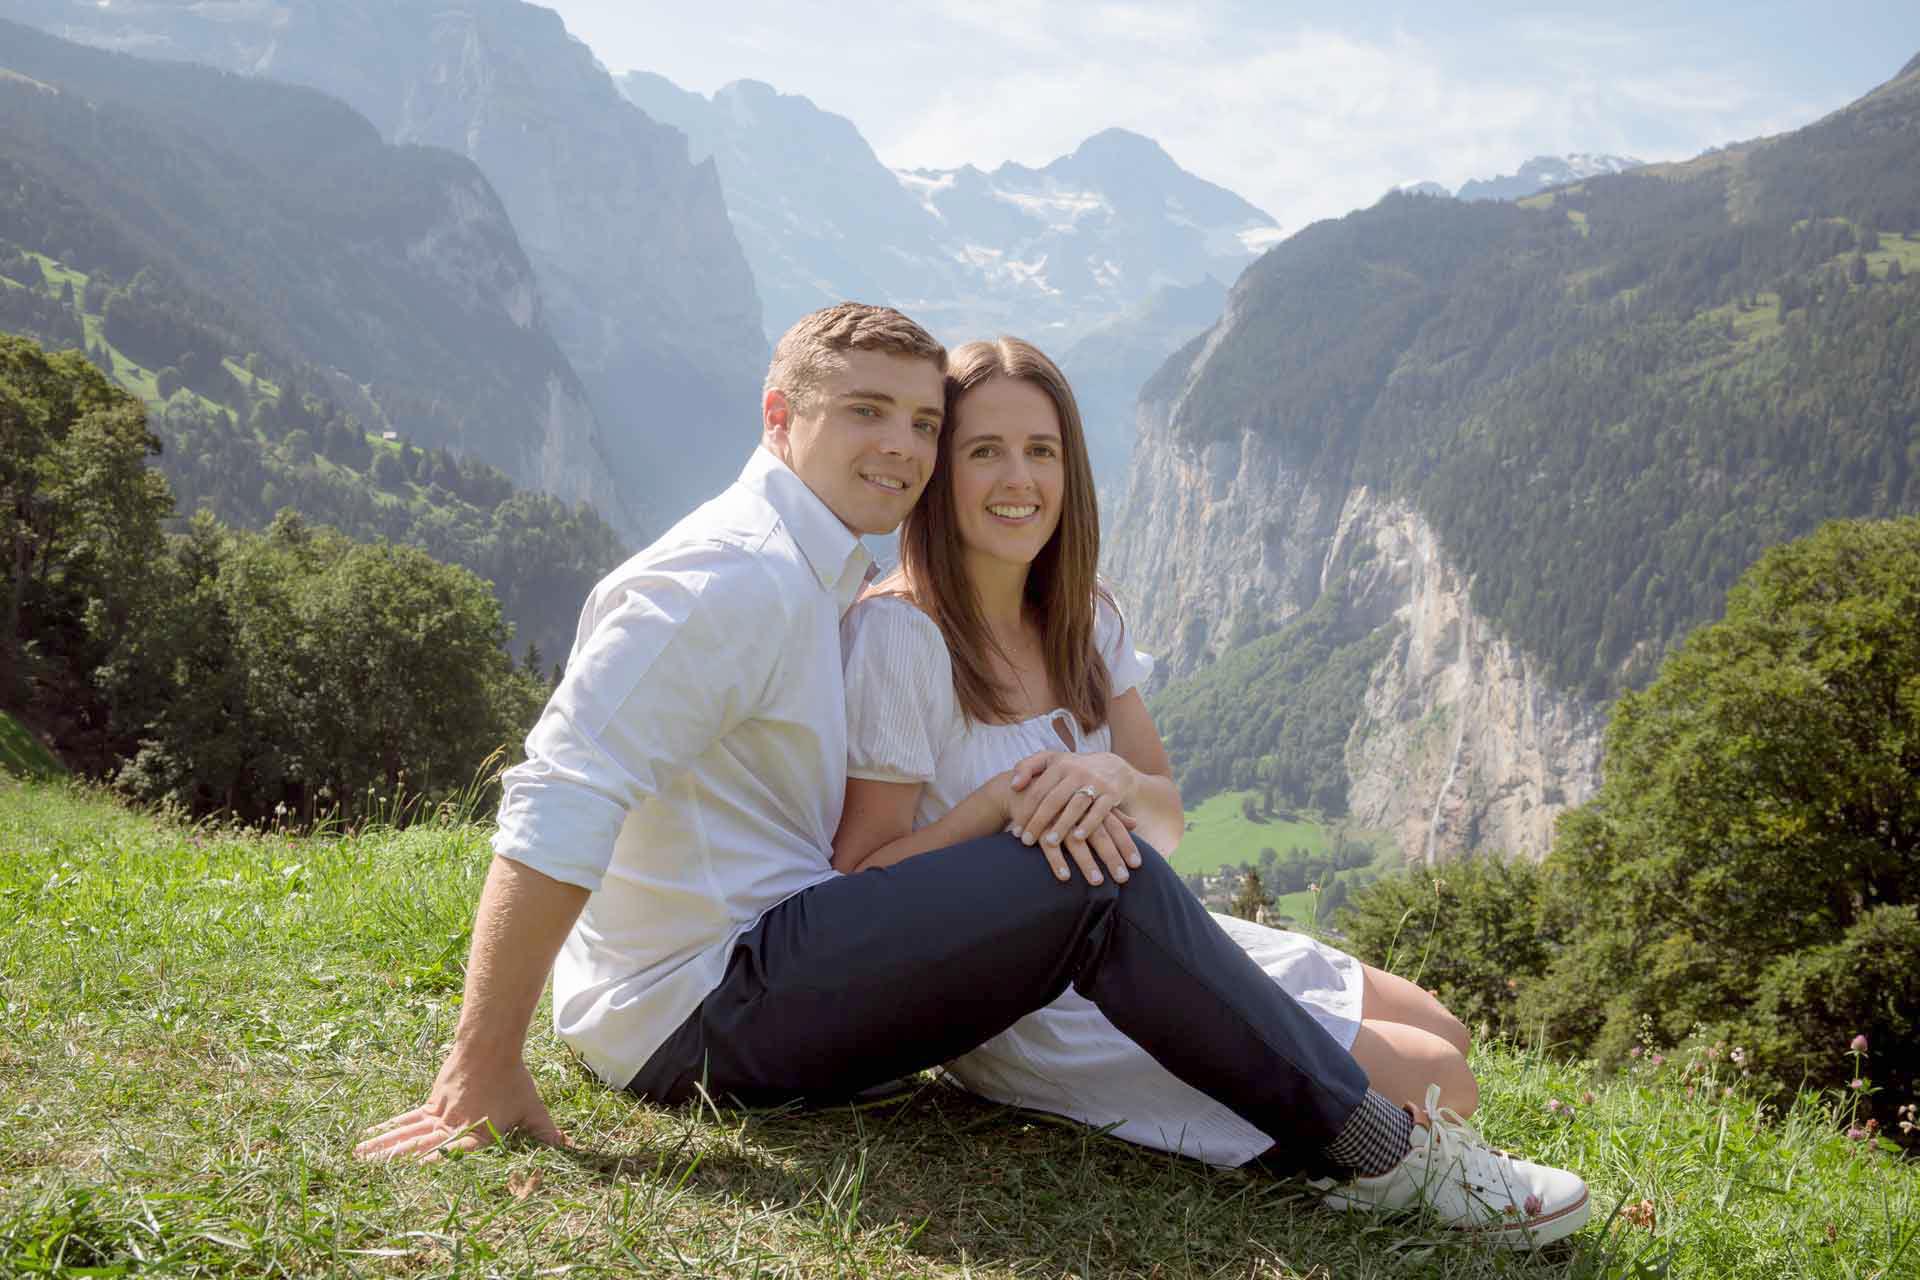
top-left (986, 501), bottom-right (1041, 522)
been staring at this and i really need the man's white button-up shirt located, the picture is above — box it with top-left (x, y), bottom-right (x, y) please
top-left (492, 446), bottom-right (873, 1086)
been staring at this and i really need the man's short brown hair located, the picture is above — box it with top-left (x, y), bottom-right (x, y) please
top-left (764, 302), bottom-right (946, 412)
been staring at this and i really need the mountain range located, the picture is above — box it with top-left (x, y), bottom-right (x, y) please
top-left (613, 72), bottom-right (1275, 490)
top-left (9, 0), bottom-right (1917, 871)
top-left (0, 18), bottom-right (628, 663)
top-left (616, 73), bottom-right (1280, 349)
top-left (0, 17), bottom-right (613, 505)
top-left (1120, 53), bottom-right (1920, 861)
top-left (12, 0), bottom-right (771, 533)
top-left (1397, 153), bottom-right (1643, 202)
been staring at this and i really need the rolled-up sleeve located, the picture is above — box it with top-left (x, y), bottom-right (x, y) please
top-left (492, 545), bottom-right (783, 892)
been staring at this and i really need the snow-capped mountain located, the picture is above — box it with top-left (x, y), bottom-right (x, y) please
top-left (619, 73), bottom-right (1278, 346)
top-left (1394, 154), bottom-right (1645, 204)
top-left (1456, 153), bottom-right (1644, 201)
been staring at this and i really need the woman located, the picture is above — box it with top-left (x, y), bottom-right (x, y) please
top-left (832, 336), bottom-right (1475, 1168)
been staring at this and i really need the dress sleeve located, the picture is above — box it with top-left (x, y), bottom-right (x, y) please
top-left (841, 596), bottom-right (962, 784)
top-left (1095, 592), bottom-right (1156, 697)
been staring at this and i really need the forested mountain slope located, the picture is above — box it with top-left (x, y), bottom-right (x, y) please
top-left (14, 0), bottom-right (769, 531)
top-left (0, 24), bottom-right (628, 664)
top-left (0, 20), bottom-right (620, 518)
top-left (1119, 53), bottom-right (1920, 860)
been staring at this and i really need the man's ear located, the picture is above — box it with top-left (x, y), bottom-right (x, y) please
top-left (763, 388), bottom-right (791, 460)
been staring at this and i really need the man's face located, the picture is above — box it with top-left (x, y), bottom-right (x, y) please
top-left (764, 349), bottom-right (945, 535)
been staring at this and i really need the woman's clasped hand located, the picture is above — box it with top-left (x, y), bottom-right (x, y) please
top-left (1006, 749), bottom-right (1143, 884)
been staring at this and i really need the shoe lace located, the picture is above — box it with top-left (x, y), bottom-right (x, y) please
top-left (1419, 1084), bottom-right (1513, 1198)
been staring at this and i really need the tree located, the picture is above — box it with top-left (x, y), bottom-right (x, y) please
top-left (1339, 856), bottom-right (1551, 1039)
top-left (0, 335), bottom-right (171, 717)
top-left (118, 517), bottom-right (545, 823)
top-left (371, 449), bottom-right (407, 490)
top-left (1230, 869), bottom-right (1270, 921)
top-left (1523, 517), bottom-right (1920, 1118)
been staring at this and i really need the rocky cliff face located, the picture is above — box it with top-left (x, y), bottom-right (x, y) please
top-left (1329, 493), bottom-right (1605, 862)
top-left (1108, 333), bottom-right (1604, 862)
top-left (16, 0), bottom-right (768, 535)
top-left (397, 174), bottom-right (617, 516)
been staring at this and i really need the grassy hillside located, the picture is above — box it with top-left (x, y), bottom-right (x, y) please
top-left (5, 778), bottom-right (1913, 1277)
top-left (1169, 789), bottom-right (1336, 874)
top-left (0, 262), bottom-right (625, 664)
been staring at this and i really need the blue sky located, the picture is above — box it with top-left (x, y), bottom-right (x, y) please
top-left (549, 1), bottom-right (1920, 234)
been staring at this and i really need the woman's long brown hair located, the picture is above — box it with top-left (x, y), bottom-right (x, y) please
top-left (894, 336), bottom-right (1112, 732)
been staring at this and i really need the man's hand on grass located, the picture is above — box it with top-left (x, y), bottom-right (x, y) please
top-left (354, 1051), bottom-right (566, 1161)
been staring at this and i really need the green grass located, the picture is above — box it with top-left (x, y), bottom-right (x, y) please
top-left (1168, 790), bottom-right (1335, 876)
top-left (0, 710), bottom-right (64, 780)
top-left (2, 778), bottom-right (1915, 1278)
top-left (1864, 231), bottom-right (1920, 278)
top-left (220, 356), bottom-right (281, 401)
top-left (1267, 889), bottom-right (1317, 925)
top-left (6, 248), bottom-right (237, 419)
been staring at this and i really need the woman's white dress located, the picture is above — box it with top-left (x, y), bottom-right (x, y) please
top-left (841, 593), bottom-right (1364, 1167)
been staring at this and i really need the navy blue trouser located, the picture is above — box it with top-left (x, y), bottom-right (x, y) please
top-left (628, 833), bottom-right (1369, 1173)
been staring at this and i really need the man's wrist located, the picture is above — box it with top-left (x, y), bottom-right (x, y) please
top-left (447, 1020), bottom-right (532, 1074)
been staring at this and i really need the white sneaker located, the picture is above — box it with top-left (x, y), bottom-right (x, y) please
top-left (1315, 1085), bottom-right (1591, 1249)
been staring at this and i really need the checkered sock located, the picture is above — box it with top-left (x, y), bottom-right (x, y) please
top-left (1322, 1088), bottom-right (1415, 1177)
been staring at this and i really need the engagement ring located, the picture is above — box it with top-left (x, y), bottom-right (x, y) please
top-left (1074, 785), bottom-right (1098, 799)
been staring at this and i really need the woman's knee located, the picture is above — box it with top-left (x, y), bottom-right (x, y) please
top-left (1348, 1021), bottom-right (1478, 1119)
top-left (1360, 965), bottom-right (1472, 1058)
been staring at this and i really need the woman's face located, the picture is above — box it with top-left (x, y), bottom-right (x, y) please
top-left (947, 375), bottom-right (1067, 576)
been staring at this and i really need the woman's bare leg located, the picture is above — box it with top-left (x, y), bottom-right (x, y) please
top-left (1348, 1020), bottom-right (1478, 1119)
top-left (1359, 964), bottom-right (1471, 1057)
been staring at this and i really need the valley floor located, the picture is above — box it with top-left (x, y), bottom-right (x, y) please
top-left (2, 779), bottom-right (1913, 1278)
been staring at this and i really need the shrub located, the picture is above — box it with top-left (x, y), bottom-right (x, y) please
top-left (1339, 855), bottom-right (1551, 1039)
top-left (1524, 517), bottom-right (1920, 1127)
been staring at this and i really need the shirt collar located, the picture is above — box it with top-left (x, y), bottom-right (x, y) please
top-left (739, 445), bottom-right (875, 606)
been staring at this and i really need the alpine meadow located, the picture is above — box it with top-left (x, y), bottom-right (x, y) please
top-left (3, 4), bottom-right (1919, 1277)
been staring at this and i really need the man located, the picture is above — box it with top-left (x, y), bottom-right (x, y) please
top-left (357, 303), bottom-right (1589, 1249)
